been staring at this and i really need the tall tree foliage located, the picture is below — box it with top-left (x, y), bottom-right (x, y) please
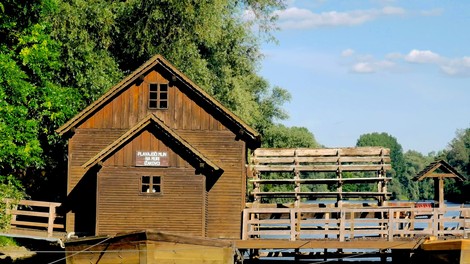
top-left (1, 0), bottom-right (298, 204)
top-left (261, 124), bottom-right (319, 148)
top-left (356, 132), bottom-right (411, 199)
top-left (403, 150), bottom-right (434, 200)
top-left (443, 128), bottom-right (470, 202)
top-left (0, 0), bottom-right (79, 206)
top-left (44, 0), bottom-right (123, 104)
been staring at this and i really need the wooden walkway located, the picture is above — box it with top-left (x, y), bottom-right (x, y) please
top-left (242, 206), bottom-right (470, 245)
top-left (1, 198), bottom-right (469, 263)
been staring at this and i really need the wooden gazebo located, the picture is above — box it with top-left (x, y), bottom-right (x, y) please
top-left (413, 160), bottom-right (465, 208)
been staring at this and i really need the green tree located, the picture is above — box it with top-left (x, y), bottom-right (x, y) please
top-left (356, 132), bottom-right (409, 199)
top-left (443, 128), bottom-right (470, 202)
top-left (261, 124), bottom-right (319, 148)
top-left (403, 150), bottom-right (435, 200)
top-left (0, 0), bottom-right (81, 200)
top-left (44, 0), bottom-right (123, 104)
top-left (0, 176), bottom-right (25, 231)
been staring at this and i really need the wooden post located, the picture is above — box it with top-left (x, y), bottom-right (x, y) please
top-left (339, 209), bottom-right (345, 242)
top-left (350, 210), bottom-right (355, 239)
top-left (290, 209), bottom-right (296, 241)
top-left (48, 203), bottom-right (56, 237)
top-left (438, 177), bottom-right (444, 209)
top-left (324, 211), bottom-right (329, 260)
top-left (325, 212), bottom-right (330, 239)
top-left (377, 170), bottom-right (383, 206)
top-left (293, 151), bottom-right (301, 240)
top-left (432, 209), bottom-right (439, 237)
top-left (379, 148), bottom-right (387, 205)
top-left (294, 150), bottom-right (300, 209)
top-left (388, 209), bottom-right (394, 241)
top-left (242, 209), bottom-right (249, 240)
top-left (294, 170), bottom-right (300, 208)
top-left (336, 150), bottom-right (343, 208)
top-left (253, 170), bottom-right (260, 207)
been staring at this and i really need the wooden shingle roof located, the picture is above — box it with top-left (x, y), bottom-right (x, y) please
top-left (56, 54), bottom-right (260, 147)
top-left (413, 160), bottom-right (465, 182)
top-left (82, 113), bottom-right (221, 176)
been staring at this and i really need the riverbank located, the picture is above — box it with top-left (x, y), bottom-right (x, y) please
top-left (0, 237), bottom-right (64, 263)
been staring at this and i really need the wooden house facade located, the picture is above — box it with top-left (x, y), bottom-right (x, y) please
top-left (56, 55), bottom-right (260, 239)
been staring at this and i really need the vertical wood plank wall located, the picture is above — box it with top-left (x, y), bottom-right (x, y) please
top-left (67, 69), bottom-right (246, 239)
top-left (97, 167), bottom-right (205, 236)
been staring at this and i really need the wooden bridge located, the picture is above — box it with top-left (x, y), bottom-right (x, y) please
top-left (242, 205), bottom-right (470, 242)
top-left (3, 199), bottom-right (469, 242)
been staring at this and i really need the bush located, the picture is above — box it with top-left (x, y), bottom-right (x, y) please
top-left (0, 236), bottom-right (17, 247)
top-left (0, 176), bottom-right (25, 231)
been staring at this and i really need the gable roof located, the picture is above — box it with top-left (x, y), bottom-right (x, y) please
top-left (413, 160), bottom-right (466, 182)
top-left (56, 54), bottom-right (260, 147)
top-left (82, 113), bottom-right (221, 176)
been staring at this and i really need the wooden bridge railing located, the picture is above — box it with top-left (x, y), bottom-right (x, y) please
top-left (3, 199), bottom-right (64, 237)
top-left (242, 206), bottom-right (470, 242)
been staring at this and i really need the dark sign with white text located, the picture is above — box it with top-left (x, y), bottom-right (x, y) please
top-left (135, 151), bottom-right (169, 167)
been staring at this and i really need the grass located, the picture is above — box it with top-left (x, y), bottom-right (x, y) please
top-left (0, 236), bottom-right (17, 247)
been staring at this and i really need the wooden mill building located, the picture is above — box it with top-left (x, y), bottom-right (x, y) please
top-left (56, 55), bottom-right (260, 239)
top-left (3, 55), bottom-right (469, 264)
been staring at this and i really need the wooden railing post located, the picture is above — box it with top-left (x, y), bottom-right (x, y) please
top-left (349, 210), bottom-right (355, 238)
top-left (47, 203), bottom-right (56, 237)
top-left (242, 209), bottom-right (249, 240)
top-left (290, 209), bottom-right (296, 241)
top-left (432, 209), bottom-right (439, 237)
top-left (388, 209), bottom-right (394, 241)
top-left (339, 209), bottom-right (345, 242)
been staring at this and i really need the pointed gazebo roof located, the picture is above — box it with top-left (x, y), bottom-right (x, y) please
top-left (413, 160), bottom-right (465, 182)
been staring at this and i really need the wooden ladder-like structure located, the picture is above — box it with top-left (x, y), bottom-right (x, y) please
top-left (248, 147), bottom-right (392, 207)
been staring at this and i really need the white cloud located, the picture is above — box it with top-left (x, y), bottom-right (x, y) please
top-left (275, 6), bottom-right (406, 29)
top-left (405, 49), bottom-right (442, 64)
top-left (341, 49), bottom-right (355, 57)
top-left (440, 57), bottom-right (470, 77)
top-left (351, 60), bottom-right (395, 74)
top-left (352, 62), bottom-right (375, 73)
top-left (343, 49), bottom-right (470, 77)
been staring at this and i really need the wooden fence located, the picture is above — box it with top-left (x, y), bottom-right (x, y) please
top-left (4, 199), bottom-right (64, 237)
top-left (242, 206), bottom-right (470, 242)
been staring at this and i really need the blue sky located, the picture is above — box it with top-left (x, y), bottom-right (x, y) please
top-left (259, 0), bottom-right (470, 154)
